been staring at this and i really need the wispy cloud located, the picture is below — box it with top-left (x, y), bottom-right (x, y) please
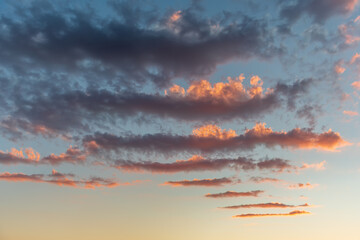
top-left (205, 190), bottom-right (264, 198)
top-left (233, 210), bottom-right (311, 218)
top-left (221, 202), bottom-right (310, 209)
top-left (163, 177), bottom-right (237, 187)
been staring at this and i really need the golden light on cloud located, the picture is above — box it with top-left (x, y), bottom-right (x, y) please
top-left (192, 124), bottom-right (237, 139)
top-left (233, 210), bottom-right (311, 218)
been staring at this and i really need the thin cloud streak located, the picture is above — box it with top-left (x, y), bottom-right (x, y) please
top-left (233, 210), bottom-right (311, 218)
top-left (221, 202), bottom-right (310, 209)
top-left (205, 190), bottom-right (264, 198)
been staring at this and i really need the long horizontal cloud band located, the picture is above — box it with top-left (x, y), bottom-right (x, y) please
top-left (233, 210), bottom-right (311, 218)
top-left (0, 170), bottom-right (120, 189)
top-left (114, 155), bottom-right (294, 173)
top-left (1, 78), bottom-right (313, 138)
top-left (84, 123), bottom-right (348, 154)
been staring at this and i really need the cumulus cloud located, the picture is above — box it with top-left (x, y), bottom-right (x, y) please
top-left (233, 210), bottom-right (311, 218)
top-left (205, 190), bottom-right (264, 198)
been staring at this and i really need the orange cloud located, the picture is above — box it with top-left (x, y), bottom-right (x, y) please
top-left (163, 177), bottom-right (236, 187)
top-left (343, 110), bottom-right (359, 116)
top-left (301, 161), bottom-right (326, 170)
top-left (350, 53), bottom-right (360, 64)
top-left (233, 210), bottom-right (311, 218)
top-left (169, 10), bottom-right (182, 22)
top-left (0, 170), bottom-right (120, 189)
top-left (334, 60), bottom-right (346, 74)
top-left (205, 190), bottom-right (264, 198)
top-left (42, 146), bottom-right (86, 165)
top-left (244, 123), bottom-right (349, 151)
top-left (222, 202), bottom-right (310, 209)
top-left (288, 182), bottom-right (318, 189)
top-left (192, 125), bottom-right (237, 139)
top-left (351, 81), bottom-right (360, 90)
top-left (339, 25), bottom-right (360, 45)
top-left (84, 123), bottom-right (349, 154)
top-left (0, 147), bottom-right (40, 165)
top-left (165, 75), bottom-right (270, 103)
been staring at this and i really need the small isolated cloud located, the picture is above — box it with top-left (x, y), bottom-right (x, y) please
top-left (205, 190), bottom-right (264, 198)
top-left (233, 210), bottom-right (311, 218)
top-left (343, 110), bottom-right (359, 116)
top-left (249, 177), bottom-right (283, 184)
top-left (221, 202), bottom-right (310, 209)
top-left (351, 81), bottom-right (360, 90)
top-left (334, 60), bottom-right (346, 74)
top-left (301, 160), bottom-right (326, 170)
top-left (163, 177), bottom-right (237, 187)
top-left (288, 182), bottom-right (318, 189)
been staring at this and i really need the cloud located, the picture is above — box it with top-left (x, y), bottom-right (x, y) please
top-left (288, 183), bottom-right (318, 189)
top-left (343, 110), bottom-right (359, 116)
top-left (221, 202), bottom-right (310, 209)
top-left (334, 60), bottom-right (346, 74)
top-left (0, 170), bottom-right (120, 189)
top-left (300, 160), bottom-right (326, 170)
top-left (280, 0), bottom-right (358, 24)
top-left (163, 177), bottom-right (236, 187)
top-left (233, 210), bottom-right (311, 218)
top-left (352, 81), bottom-right (360, 90)
top-left (350, 53), bottom-right (360, 64)
top-left (0, 146), bottom-right (87, 166)
top-left (249, 177), bottom-right (282, 184)
top-left (192, 125), bottom-right (237, 140)
top-left (205, 190), bottom-right (264, 198)
top-left (0, 148), bottom-right (40, 165)
top-left (1, 77), bottom-right (313, 139)
top-left (42, 146), bottom-right (87, 165)
top-left (0, 1), bottom-right (283, 89)
top-left (83, 123), bottom-right (349, 154)
top-left (113, 155), bottom-right (294, 173)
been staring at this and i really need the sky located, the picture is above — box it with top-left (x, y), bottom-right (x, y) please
top-left (0, 0), bottom-right (360, 239)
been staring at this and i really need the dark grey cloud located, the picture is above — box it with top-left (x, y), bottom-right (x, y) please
top-left (0, 1), bottom-right (283, 89)
top-left (279, 0), bottom-right (358, 24)
top-left (113, 156), bottom-right (294, 173)
top-left (82, 122), bottom-right (347, 154)
top-left (1, 78), bottom-right (313, 139)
